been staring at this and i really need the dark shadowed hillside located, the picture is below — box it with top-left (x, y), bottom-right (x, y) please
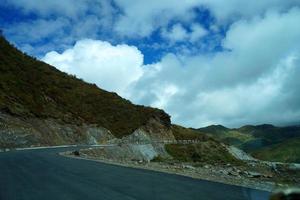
top-left (0, 36), bottom-right (170, 138)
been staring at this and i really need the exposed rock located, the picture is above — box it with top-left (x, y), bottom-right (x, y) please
top-left (81, 144), bottom-right (158, 162)
top-left (219, 169), bottom-right (229, 175)
top-left (85, 126), bottom-right (115, 145)
top-left (226, 145), bottom-right (257, 161)
top-left (247, 171), bottom-right (263, 178)
top-left (120, 117), bottom-right (175, 159)
top-left (131, 144), bottom-right (158, 161)
top-left (0, 112), bottom-right (116, 148)
top-left (204, 165), bottom-right (210, 169)
top-left (182, 165), bottom-right (195, 170)
top-left (287, 163), bottom-right (300, 171)
top-left (73, 150), bottom-right (80, 156)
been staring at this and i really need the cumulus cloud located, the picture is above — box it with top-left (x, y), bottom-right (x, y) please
top-left (113, 0), bottom-right (198, 37)
top-left (202, 0), bottom-right (300, 21)
top-left (4, 0), bottom-right (300, 42)
top-left (5, 0), bottom-right (300, 127)
top-left (42, 7), bottom-right (300, 128)
top-left (126, 8), bottom-right (300, 127)
top-left (2, 0), bottom-right (116, 55)
top-left (113, 0), bottom-right (300, 37)
top-left (42, 39), bottom-right (144, 96)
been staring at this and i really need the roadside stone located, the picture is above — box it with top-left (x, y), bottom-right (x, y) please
top-left (204, 165), bottom-right (209, 169)
top-left (229, 171), bottom-right (239, 176)
top-left (219, 169), bottom-right (229, 175)
top-left (247, 171), bottom-right (262, 178)
top-left (138, 160), bottom-right (144, 164)
top-left (73, 150), bottom-right (80, 156)
top-left (263, 174), bottom-right (273, 178)
top-left (183, 165), bottom-right (195, 170)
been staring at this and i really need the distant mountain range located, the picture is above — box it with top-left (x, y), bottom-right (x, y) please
top-left (196, 124), bottom-right (300, 163)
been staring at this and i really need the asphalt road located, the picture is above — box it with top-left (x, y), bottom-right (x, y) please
top-left (0, 147), bottom-right (270, 200)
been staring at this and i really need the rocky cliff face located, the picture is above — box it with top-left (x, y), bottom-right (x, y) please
top-left (0, 110), bottom-right (177, 164)
top-left (116, 117), bottom-right (176, 161)
top-left (0, 111), bottom-right (115, 148)
top-left (0, 110), bottom-right (175, 153)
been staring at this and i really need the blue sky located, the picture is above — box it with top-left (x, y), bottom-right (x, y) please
top-left (1, 0), bottom-right (300, 128)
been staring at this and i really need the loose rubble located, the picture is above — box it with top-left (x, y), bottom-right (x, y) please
top-left (62, 146), bottom-right (300, 192)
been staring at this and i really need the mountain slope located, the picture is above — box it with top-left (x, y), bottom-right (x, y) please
top-left (0, 36), bottom-right (252, 165)
top-left (0, 36), bottom-right (170, 140)
top-left (252, 137), bottom-right (300, 163)
top-left (197, 124), bottom-right (300, 163)
top-left (196, 125), bottom-right (254, 147)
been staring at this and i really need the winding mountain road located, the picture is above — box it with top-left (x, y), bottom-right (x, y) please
top-left (0, 147), bottom-right (270, 200)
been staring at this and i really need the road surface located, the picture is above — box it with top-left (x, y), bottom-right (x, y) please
top-left (0, 147), bottom-right (270, 200)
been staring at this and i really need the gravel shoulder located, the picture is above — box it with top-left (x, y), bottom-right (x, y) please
top-left (60, 149), bottom-right (284, 192)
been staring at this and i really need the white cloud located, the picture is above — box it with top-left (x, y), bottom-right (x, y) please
top-left (202, 0), bottom-right (300, 21)
top-left (5, 0), bottom-right (300, 41)
top-left (125, 8), bottom-right (300, 128)
top-left (42, 39), bottom-right (144, 96)
top-left (3, 0), bottom-right (116, 56)
top-left (18, 2), bottom-right (300, 128)
top-left (113, 0), bottom-right (300, 37)
top-left (190, 23), bottom-right (208, 42)
top-left (161, 24), bottom-right (189, 43)
top-left (192, 54), bottom-right (298, 126)
top-left (113, 0), bottom-right (199, 37)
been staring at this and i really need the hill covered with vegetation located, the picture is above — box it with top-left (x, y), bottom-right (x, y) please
top-left (252, 137), bottom-right (300, 163)
top-left (0, 36), bottom-right (170, 138)
top-left (197, 124), bottom-right (300, 163)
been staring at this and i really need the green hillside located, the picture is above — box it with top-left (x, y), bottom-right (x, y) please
top-left (252, 137), bottom-right (300, 163)
top-left (0, 36), bottom-right (170, 138)
top-left (197, 125), bottom-right (254, 147)
top-left (197, 124), bottom-right (300, 163)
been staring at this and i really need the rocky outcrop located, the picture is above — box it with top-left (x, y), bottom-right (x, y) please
top-left (0, 111), bottom-right (174, 161)
top-left (79, 117), bottom-right (176, 162)
top-left (121, 117), bottom-right (175, 159)
top-left (226, 145), bottom-right (257, 161)
top-left (0, 112), bottom-right (115, 149)
top-left (124, 117), bottom-right (174, 143)
top-left (80, 144), bottom-right (159, 162)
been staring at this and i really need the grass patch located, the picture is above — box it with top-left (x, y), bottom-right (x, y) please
top-left (165, 142), bottom-right (243, 165)
top-left (150, 155), bottom-right (165, 162)
top-left (171, 125), bottom-right (210, 141)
